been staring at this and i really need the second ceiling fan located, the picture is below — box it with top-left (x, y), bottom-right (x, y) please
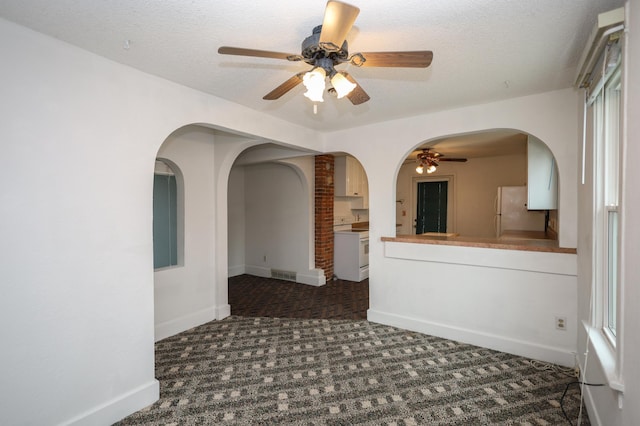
top-left (218, 0), bottom-right (433, 105)
top-left (415, 148), bottom-right (467, 174)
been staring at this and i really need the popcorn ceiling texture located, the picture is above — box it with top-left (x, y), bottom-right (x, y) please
top-left (0, 0), bottom-right (624, 130)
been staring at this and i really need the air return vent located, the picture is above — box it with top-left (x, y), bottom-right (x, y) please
top-left (271, 269), bottom-right (297, 282)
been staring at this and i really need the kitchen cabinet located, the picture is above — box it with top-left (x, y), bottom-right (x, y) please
top-left (527, 136), bottom-right (558, 210)
top-left (335, 155), bottom-right (369, 208)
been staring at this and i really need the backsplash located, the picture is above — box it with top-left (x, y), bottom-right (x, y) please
top-left (334, 197), bottom-right (369, 225)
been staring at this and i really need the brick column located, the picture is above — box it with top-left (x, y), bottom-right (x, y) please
top-left (315, 155), bottom-right (334, 281)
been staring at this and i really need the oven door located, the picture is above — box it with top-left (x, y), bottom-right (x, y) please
top-left (359, 238), bottom-right (369, 268)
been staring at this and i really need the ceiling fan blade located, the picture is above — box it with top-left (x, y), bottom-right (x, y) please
top-left (438, 158), bottom-right (468, 162)
top-left (342, 73), bottom-right (370, 105)
top-left (319, 1), bottom-right (360, 51)
top-left (218, 46), bottom-right (301, 61)
top-left (355, 51), bottom-right (433, 68)
top-left (263, 73), bottom-right (305, 100)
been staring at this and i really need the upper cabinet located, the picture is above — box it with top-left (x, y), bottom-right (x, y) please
top-left (335, 155), bottom-right (369, 208)
top-left (527, 136), bottom-right (558, 210)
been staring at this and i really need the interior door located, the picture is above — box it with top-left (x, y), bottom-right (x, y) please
top-left (416, 181), bottom-right (448, 234)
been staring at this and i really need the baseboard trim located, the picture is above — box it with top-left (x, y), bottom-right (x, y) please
top-left (216, 303), bottom-right (231, 320)
top-left (245, 265), bottom-right (271, 278)
top-left (155, 306), bottom-right (216, 342)
top-left (228, 264), bottom-right (245, 277)
top-left (367, 309), bottom-right (575, 367)
top-left (296, 269), bottom-right (326, 286)
top-left (64, 379), bottom-right (159, 426)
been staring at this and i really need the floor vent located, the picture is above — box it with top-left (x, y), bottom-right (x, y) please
top-left (271, 269), bottom-right (297, 282)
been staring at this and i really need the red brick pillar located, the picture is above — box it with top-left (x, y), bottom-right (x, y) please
top-left (315, 155), bottom-right (334, 281)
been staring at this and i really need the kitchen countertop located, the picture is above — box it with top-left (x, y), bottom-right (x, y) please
top-left (351, 221), bottom-right (369, 229)
top-left (382, 231), bottom-right (576, 254)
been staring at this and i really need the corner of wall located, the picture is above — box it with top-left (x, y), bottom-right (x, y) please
top-left (154, 306), bottom-right (217, 342)
top-left (297, 269), bottom-right (327, 286)
top-left (65, 380), bottom-right (159, 426)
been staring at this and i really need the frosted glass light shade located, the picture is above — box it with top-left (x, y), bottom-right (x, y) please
top-left (303, 68), bottom-right (327, 102)
top-left (330, 72), bottom-right (356, 98)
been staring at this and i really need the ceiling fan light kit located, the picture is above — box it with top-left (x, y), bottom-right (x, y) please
top-left (303, 67), bottom-right (327, 102)
top-left (330, 72), bottom-right (356, 98)
top-left (217, 0), bottom-right (433, 107)
top-left (415, 148), bottom-right (467, 174)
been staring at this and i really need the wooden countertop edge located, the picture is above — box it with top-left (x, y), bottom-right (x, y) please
top-left (381, 236), bottom-right (577, 254)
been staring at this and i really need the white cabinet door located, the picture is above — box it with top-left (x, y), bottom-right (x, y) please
top-left (527, 136), bottom-right (558, 210)
top-left (335, 155), bottom-right (364, 196)
top-left (335, 155), bottom-right (369, 209)
top-left (346, 156), bottom-right (359, 195)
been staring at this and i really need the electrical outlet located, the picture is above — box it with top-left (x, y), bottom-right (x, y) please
top-left (555, 316), bottom-right (567, 330)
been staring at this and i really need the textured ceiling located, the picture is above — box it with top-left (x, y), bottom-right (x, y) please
top-left (0, 0), bottom-right (624, 134)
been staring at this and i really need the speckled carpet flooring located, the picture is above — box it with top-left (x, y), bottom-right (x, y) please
top-left (117, 314), bottom-right (589, 425)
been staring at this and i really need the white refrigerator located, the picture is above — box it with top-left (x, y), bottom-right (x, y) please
top-left (495, 186), bottom-right (546, 237)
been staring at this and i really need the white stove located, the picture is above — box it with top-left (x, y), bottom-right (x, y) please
top-left (334, 230), bottom-right (369, 281)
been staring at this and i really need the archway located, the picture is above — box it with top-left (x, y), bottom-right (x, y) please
top-left (397, 130), bottom-right (559, 239)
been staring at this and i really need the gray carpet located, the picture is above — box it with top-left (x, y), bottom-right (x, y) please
top-left (117, 316), bottom-right (588, 425)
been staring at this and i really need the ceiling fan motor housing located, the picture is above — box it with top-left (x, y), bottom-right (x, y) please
top-left (302, 25), bottom-right (349, 67)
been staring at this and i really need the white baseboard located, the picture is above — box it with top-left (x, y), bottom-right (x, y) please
top-left (65, 379), bottom-right (159, 426)
top-left (297, 269), bottom-right (326, 286)
top-left (367, 309), bottom-right (576, 367)
top-left (155, 306), bottom-right (216, 342)
top-left (228, 264), bottom-right (245, 277)
top-left (216, 303), bottom-right (231, 319)
top-left (245, 265), bottom-right (271, 278)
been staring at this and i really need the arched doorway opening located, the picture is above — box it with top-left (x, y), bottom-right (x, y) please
top-left (227, 148), bottom-right (371, 320)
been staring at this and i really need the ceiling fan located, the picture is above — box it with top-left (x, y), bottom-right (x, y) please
top-left (414, 148), bottom-right (468, 174)
top-left (218, 0), bottom-right (433, 105)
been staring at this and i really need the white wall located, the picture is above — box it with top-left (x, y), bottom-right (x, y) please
top-left (620, 1), bottom-right (640, 423)
top-left (241, 158), bottom-right (324, 286)
top-left (154, 126), bottom-right (218, 341)
top-left (0, 18), bottom-right (320, 425)
top-left (396, 153), bottom-right (528, 237)
top-left (324, 89), bottom-right (580, 367)
top-left (228, 166), bottom-right (246, 277)
top-left (373, 242), bottom-right (577, 365)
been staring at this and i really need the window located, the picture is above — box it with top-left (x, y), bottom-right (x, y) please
top-left (590, 43), bottom-right (622, 343)
top-left (153, 160), bottom-right (181, 269)
top-left (602, 69), bottom-right (621, 338)
top-left (581, 22), bottom-right (624, 390)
